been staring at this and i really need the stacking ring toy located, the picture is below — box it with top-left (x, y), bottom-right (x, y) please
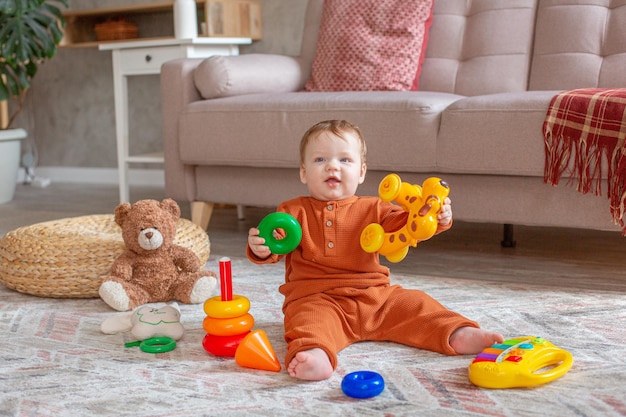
top-left (202, 313), bottom-right (255, 336)
top-left (257, 212), bottom-right (302, 254)
top-left (124, 337), bottom-right (177, 354)
top-left (203, 294), bottom-right (251, 319)
top-left (202, 332), bottom-right (250, 357)
top-left (341, 371), bottom-right (385, 399)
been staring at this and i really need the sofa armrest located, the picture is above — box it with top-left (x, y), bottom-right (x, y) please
top-left (161, 58), bottom-right (205, 202)
top-left (193, 54), bottom-right (307, 99)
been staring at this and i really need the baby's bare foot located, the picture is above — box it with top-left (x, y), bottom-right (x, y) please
top-left (287, 348), bottom-right (333, 381)
top-left (450, 327), bottom-right (504, 355)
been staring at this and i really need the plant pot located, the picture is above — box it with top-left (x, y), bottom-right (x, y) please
top-left (0, 128), bottom-right (27, 204)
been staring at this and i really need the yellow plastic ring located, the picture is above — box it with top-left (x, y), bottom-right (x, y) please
top-left (203, 313), bottom-right (255, 336)
top-left (203, 294), bottom-right (250, 319)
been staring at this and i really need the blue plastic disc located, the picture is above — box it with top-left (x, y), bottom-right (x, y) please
top-left (341, 371), bottom-right (385, 399)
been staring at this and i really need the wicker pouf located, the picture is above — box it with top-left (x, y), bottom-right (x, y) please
top-left (0, 215), bottom-right (210, 299)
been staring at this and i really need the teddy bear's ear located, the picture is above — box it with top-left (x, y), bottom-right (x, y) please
top-left (114, 203), bottom-right (132, 226)
top-left (161, 198), bottom-right (181, 220)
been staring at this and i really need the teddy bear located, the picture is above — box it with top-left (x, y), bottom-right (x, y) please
top-left (99, 198), bottom-right (217, 311)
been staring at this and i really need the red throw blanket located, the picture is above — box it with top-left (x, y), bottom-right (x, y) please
top-left (543, 88), bottom-right (626, 235)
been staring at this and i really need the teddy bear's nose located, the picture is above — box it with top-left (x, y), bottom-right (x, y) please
top-left (145, 232), bottom-right (153, 239)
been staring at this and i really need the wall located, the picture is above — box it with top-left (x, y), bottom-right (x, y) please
top-left (13, 0), bottom-right (308, 178)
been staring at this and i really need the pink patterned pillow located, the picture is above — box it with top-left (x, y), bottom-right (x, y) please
top-left (305, 0), bottom-right (434, 92)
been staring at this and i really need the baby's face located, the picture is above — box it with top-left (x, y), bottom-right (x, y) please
top-left (299, 131), bottom-right (366, 201)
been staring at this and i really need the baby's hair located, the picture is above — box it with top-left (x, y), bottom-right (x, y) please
top-left (299, 120), bottom-right (367, 165)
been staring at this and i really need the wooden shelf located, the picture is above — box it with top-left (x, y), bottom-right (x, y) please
top-left (60, 36), bottom-right (166, 49)
top-left (62, 2), bottom-right (176, 18)
top-left (61, 0), bottom-right (261, 48)
top-left (61, 2), bottom-right (186, 47)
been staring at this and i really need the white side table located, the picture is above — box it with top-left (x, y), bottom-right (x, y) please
top-left (99, 37), bottom-right (252, 203)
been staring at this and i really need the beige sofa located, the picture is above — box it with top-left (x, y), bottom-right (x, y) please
top-left (161, 0), bottom-right (626, 239)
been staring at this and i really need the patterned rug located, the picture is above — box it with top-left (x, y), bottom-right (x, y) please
top-left (1, 255), bottom-right (625, 417)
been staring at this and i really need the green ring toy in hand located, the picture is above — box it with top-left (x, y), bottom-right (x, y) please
top-left (257, 212), bottom-right (302, 254)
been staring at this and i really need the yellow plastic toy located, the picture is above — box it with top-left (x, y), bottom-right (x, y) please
top-left (204, 294), bottom-right (251, 319)
top-left (360, 174), bottom-right (450, 262)
top-left (468, 336), bottom-right (573, 389)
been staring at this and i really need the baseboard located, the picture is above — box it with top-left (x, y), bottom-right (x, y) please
top-left (17, 166), bottom-right (165, 187)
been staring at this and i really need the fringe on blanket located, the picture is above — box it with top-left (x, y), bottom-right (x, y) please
top-left (543, 88), bottom-right (626, 235)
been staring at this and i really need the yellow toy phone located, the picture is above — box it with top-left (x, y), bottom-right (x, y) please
top-left (468, 336), bottom-right (573, 389)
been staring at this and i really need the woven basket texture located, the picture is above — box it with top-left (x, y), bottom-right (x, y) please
top-left (0, 215), bottom-right (210, 299)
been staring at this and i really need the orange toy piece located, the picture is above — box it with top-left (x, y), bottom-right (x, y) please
top-left (360, 174), bottom-right (450, 263)
top-left (235, 330), bottom-right (282, 372)
top-left (202, 313), bottom-right (255, 336)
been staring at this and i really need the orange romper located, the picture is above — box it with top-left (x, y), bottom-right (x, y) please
top-left (247, 195), bottom-right (479, 370)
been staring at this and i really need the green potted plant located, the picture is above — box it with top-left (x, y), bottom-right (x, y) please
top-left (0, 0), bottom-right (67, 203)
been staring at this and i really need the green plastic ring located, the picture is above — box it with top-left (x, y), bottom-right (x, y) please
top-left (257, 212), bottom-right (302, 255)
top-left (139, 337), bottom-right (177, 353)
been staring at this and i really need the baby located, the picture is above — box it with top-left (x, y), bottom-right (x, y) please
top-left (247, 120), bottom-right (504, 380)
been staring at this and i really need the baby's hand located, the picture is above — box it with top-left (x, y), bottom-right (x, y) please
top-left (248, 227), bottom-right (272, 259)
top-left (437, 197), bottom-right (453, 226)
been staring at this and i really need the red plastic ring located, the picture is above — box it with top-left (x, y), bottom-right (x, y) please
top-left (202, 332), bottom-right (250, 357)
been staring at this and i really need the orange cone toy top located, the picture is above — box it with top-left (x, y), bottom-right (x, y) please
top-left (235, 330), bottom-right (281, 372)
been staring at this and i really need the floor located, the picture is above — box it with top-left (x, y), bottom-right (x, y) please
top-left (1, 182), bottom-right (625, 292)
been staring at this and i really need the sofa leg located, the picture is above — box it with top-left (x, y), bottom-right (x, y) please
top-left (501, 223), bottom-right (516, 248)
top-left (191, 201), bottom-right (214, 230)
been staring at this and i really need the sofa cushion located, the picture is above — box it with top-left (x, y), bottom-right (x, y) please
top-left (194, 54), bottom-right (305, 99)
top-left (437, 91), bottom-right (562, 176)
top-left (304, 0), bottom-right (434, 92)
top-left (419, 0), bottom-right (536, 96)
top-left (529, 0), bottom-right (626, 90)
top-left (177, 91), bottom-right (463, 172)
